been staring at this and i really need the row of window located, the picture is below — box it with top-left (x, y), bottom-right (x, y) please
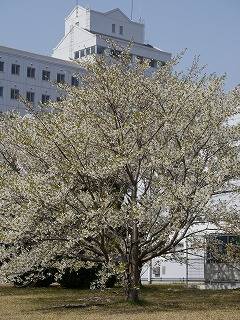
top-left (206, 235), bottom-right (240, 263)
top-left (0, 87), bottom-right (52, 103)
top-left (74, 45), bottom-right (105, 59)
top-left (0, 74), bottom-right (78, 99)
top-left (74, 46), bottom-right (162, 68)
top-left (112, 23), bottom-right (123, 35)
top-left (0, 75), bottom-right (79, 103)
top-left (0, 61), bottom-right (77, 83)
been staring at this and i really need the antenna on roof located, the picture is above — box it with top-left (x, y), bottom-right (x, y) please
top-left (139, 3), bottom-right (143, 22)
top-left (131, 0), bottom-right (134, 20)
top-left (76, 0), bottom-right (79, 17)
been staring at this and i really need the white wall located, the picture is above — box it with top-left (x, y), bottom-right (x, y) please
top-left (65, 6), bottom-right (89, 35)
top-left (53, 5), bottom-right (171, 64)
top-left (90, 9), bottom-right (145, 44)
top-left (0, 46), bottom-right (82, 114)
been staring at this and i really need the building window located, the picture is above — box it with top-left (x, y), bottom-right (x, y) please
top-left (206, 235), bottom-right (240, 263)
top-left (71, 76), bottom-right (79, 87)
top-left (136, 55), bottom-right (144, 63)
top-left (120, 25), bottom-right (123, 35)
top-left (80, 49), bottom-right (85, 57)
top-left (112, 24), bottom-right (116, 33)
top-left (110, 49), bottom-right (122, 58)
top-left (11, 64), bottom-right (20, 75)
top-left (91, 46), bottom-right (96, 54)
top-left (26, 91), bottom-right (35, 103)
top-left (97, 46), bottom-right (105, 55)
top-left (153, 266), bottom-right (160, 276)
top-left (130, 54), bottom-right (135, 63)
top-left (162, 266), bottom-right (166, 275)
top-left (74, 51), bottom-right (79, 59)
top-left (0, 87), bottom-right (3, 97)
top-left (57, 73), bottom-right (65, 83)
top-left (27, 67), bottom-right (35, 78)
top-left (149, 59), bottom-right (157, 68)
top-left (42, 70), bottom-right (50, 81)
top-left (11, 88), bottom-right (20, 99)
top-left (42, 94), bottom-right (50, 103)
top-left (0, 61), bottom-right (4, 72)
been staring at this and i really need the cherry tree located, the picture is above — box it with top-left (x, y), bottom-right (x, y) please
top-left (0, 46), bottom-right (239, 301)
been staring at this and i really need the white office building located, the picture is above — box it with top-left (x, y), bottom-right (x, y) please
top-left (0, 5), bottom-right (171, 114)
top-left (0, 46), bottom-right (83, 114)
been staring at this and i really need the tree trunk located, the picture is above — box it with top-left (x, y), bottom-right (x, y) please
top-left (127, 284), bottom-right (139, 302)
top-left (126, 222), bottom-right (140, 302)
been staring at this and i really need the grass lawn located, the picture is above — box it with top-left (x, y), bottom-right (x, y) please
top-left (0, 283), bottom-right (239, 320)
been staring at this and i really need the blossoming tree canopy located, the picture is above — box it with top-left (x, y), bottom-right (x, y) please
top-left (0, 44), bottom-right (239, 301)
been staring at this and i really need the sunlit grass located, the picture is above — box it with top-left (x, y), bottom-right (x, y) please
top-left (0, 283), bottom-right (239, 320)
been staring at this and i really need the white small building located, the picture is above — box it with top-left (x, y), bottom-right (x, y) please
top-left (141, 240), bottom-right (205, 284)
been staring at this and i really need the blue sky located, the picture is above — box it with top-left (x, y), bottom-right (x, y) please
top-left (1, 0), bottom-right (239, 91)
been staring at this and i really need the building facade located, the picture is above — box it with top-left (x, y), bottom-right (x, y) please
top-left (0, 5), bottom-right (171, 114)
top-left (52, 5), bottom-right (171, 68)
top-left (0, 46), bottom-right (83, 114)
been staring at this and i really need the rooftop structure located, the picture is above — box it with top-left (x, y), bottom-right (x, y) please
top-left (53, 5), bottom-right (171, 67)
